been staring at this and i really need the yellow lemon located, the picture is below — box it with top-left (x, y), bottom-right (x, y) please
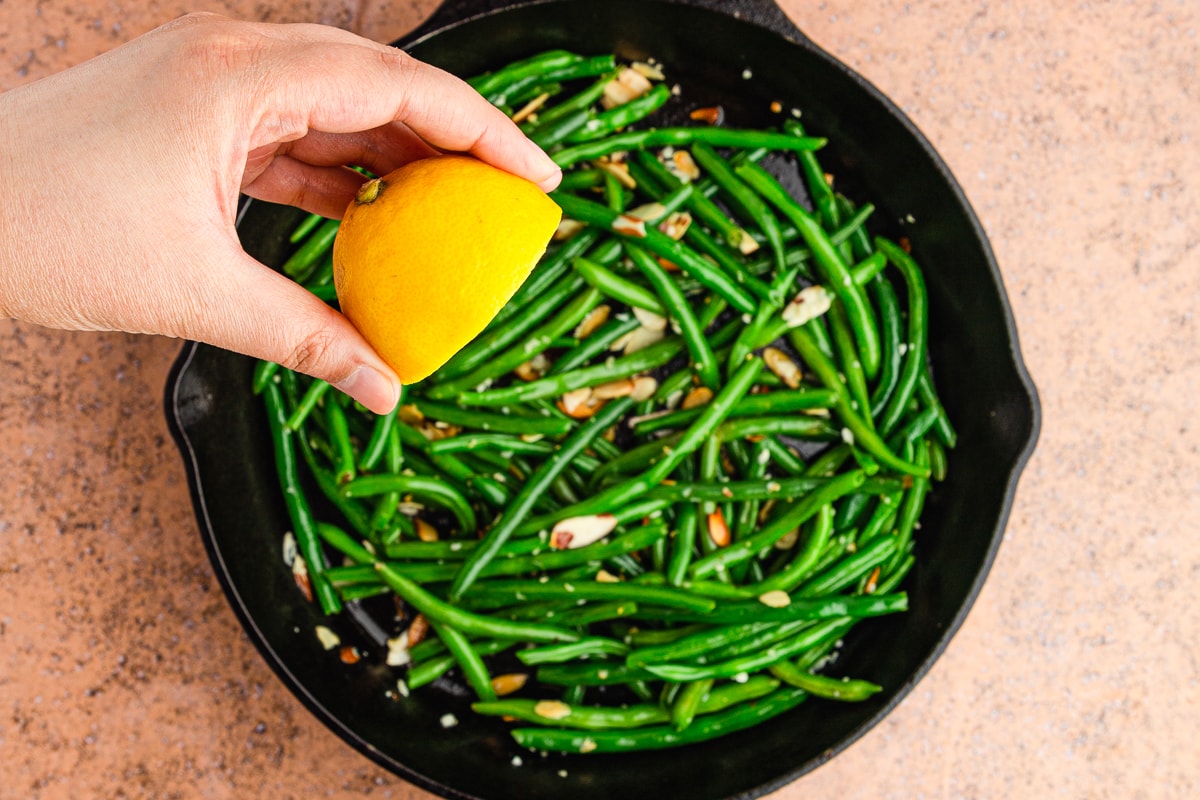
top-left (332, 155), bottom-right (561, 385)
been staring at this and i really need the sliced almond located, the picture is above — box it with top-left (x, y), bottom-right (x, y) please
top-left (407, 613), bottom-right (429, 648)
top-left (550, 514), bottom-right (618, 550)
top-left (632, 306), bottom-right (668, 332)
top-left (631, 60), bottom-right (665, 80)
top-left (385, 632), bottom-right (411, 666)
top-left (339, 646), bottom-right (361, 664)
top-left (511, 91), bottom-right (551, 124)
top-left (595, 569), bottom-right (622, 584)
top-left (534, 700), bottom-right (572, 720)
top-left (629, 375), bottom-right (659, 402)
top-left (758, 590), bottom-right (791, 608)
top-left (514, 353), bottom-right (551, 382)
top-left (574, 305), bottom-right (611, 339)
top-left (681, 386), bottom-right (714, 410)
top-left (553, 217), bottom-right (586, 241)
top-left (781, 285), bottom-right (833, 328)
top-left (622, 325), bottom-right (665, 354)
top-left (658, 211), bottom-right (692, 241)
top-left (314, 625), bottom-right (340, 651)
top-left (593, 378), bottom-right (636, 399)
top-left (671, 149), bottom-right (702, 182)
top-left (601, 67), bottom-right (653, 109)
top-left (415, 518), bottom-right (440, 543)
top-left (688, 106), bottom-right (723, 125)
top-left (864, 566), bottom-right (882, 595)
top-left (612, 213), bottom-right (647, 238)
top-left (292, 554), bottom-right (313, 602)
top-left (627, 201), bottom-right (668, 221)
top-left (763, 346), bottom-right (803, 389)
top-left (597, 158), bottom-right (637, 189)
top-left (735, 230), bottom-right (761, 255)
top-left (397, 404), bottom-right (424, 425)
top-left (707, 508), bottom-right (731, 548)
top-left (491, 673), bottom-right (529, 696)
top-left (558, 387), bottom-right (596, 416)
top-left (774, 529), bottom-right (800, 550)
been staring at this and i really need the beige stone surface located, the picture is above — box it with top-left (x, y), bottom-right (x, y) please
top-left (1, 1), bottom-right (1197, 798)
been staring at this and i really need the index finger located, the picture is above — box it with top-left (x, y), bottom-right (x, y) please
top-left (255, 37), bottom-right (562, 191)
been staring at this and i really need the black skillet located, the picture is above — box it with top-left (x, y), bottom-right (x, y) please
top-left (165, 1), bottom-right (1040, 797)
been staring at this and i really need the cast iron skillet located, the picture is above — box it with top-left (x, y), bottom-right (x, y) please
top-left (165, 1), bottom-right (1041, 798)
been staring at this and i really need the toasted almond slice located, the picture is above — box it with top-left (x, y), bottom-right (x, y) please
top-left (514, 352), bottom-right (551, 382)
top-left (534, 700), bottom-right (572, 720)
top-left (774, 529), bottom-right (801, 550)
top-left (559, 387), bottom-right (596, 416)
top-left (758, 590), bottom-right (791, 608)
top-left (769, 100), bottom-right (783, 114)
top-left (601, 79), bottom-right (639, 109)
top-left (632, 306), bottom-right (668, 332)
top-left (612, 213), bottom-right (648, 238)
top-left (491, 673), bottom-right (529, 696)
top-left (864, 566), bottom-right (882, 594)
top-left (782, 285), bottom-right (833, 328)
top-left (594, 378), bottom-right (635, 399)
top-left (385, 632), bottom-right (411, 666)
top-left (414, 518), bottom-right (440, 543)
top-left (764, 346), bottom-right (803, 389)
top-left (553, 217), bottom-right (586, 241)
top-left (623, 324), bottom-right (665, 354)
top-left (657, 255), bottom-right (680, 272)
top-left (631, 60), bottom-right (665, 80)
top-left (597, 159), bottom-right (637, 189)
top-left (707, 508), bottom-right (731, 548)
top-left (314, 625), bottom-right (340, 651)
top-left (658, 211), bottom-right (692, 241)
top-left (511, 91), bottom-right (551, 124)
top-left (627, 201), bottom-right (667, 221)
top-left (550, 514), bottom-right (618, 550)
top-left (575, 304), bottom-right (611, 339)
top-left (735, 230), bottom-right (761, 255)
top-left (292, 554), bottom-right (313, 601)
top-left (671, 149), bottom-right (702, 181)
top-left (407, 613), bottom-right (429, 647)
top-left (397, 404), bottom-right (424, 425)
top-left (595, 569), bottom-right (621, 584)
top-left (681, 386), bottom-right (714, 410)
top-left (629, 375), bottom-right (659, 402)
top-left (339, 646), bottom-right (361, 664)
top-left (689, 106), bottom-right (723, 125)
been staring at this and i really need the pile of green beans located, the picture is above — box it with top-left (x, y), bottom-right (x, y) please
top-left (260, 49), bottom-right (956, 755)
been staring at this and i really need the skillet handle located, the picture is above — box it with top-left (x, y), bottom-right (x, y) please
top-left (401, 0), bottom-right (813, 49)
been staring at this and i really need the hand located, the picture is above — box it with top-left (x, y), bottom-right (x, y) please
top-left (0, 13), bottom-right (561, 413)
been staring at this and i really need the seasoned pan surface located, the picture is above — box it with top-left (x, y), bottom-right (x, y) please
top-left (166, 2), bottom-right (1039, 798)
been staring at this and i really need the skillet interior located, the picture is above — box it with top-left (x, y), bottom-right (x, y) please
top-left (166, 2), bottom-right (1040, 798)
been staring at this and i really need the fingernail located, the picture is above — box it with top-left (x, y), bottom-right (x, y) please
top-left (523, 137), bottom-right (562, 191)
top-left (336, 365), bottom-right (400, 415)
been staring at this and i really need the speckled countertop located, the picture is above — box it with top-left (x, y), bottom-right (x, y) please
top-left (2, 1), bottom-right (1197, 797)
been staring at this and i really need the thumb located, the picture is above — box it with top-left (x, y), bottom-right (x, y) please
top-left (183, 250), bottom-right (401, 414)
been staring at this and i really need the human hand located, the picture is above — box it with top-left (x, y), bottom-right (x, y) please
top-left (0, 13), bottom-right (561, 413)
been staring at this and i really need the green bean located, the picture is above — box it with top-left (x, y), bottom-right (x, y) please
top-left (341, 474), bottom-right (477, 535)
top-left (551, 127), bottom-right (826, 169)
top-left (917, 366), bottom-right (957, 448)
top-left (455, 336), bottom-right (683, 407)
top-left (625, 243), bottom-right (719, 389)
top-left (525, 71), bottom-right (615, 131)
top-left (632, 388), bottom-right (838, 436)
top-left (546, 315), bottom-right (640, 375)
top-left (568, 83), bottom-right (672, 142)
top-left (572, 256), bottom-right (665, 314)
top-left (671, 678), bottom-right (714, 731)
top-left (430, 621), bottom-right (496, 702)
top-left (750, 504), bottom-right (834, 594)
top-left (510, 686), bottom-right (809, 752)
top-left (691, 142), bottom-right (786, 275)
top-left (447, 398), bottom-right (635, 600)
top-left (356, 403), bottom-right (397, 472)
top-left (263, 382), bottom-right (340, 615)
top-left (769, 660), bottom-right (882, 701)
top-left (868, 273), bottom-right (905, 418)
top-left (375, 564), bottom-right (579, 644)
top-left (427, 286), bottom-right (603, 399)
top-left (874, 236), bottom-right (929, 436)
top-left (288, 212), bottom-right (324, 244)
top-left (552, 191), bottom-right (759, 314)
top-left (462, 578), bottom-right (717, 614)
top-left (517, 637), bottom-right (630, 665)
top-left (252, 360), bottom-right (279, 395)
top-left (412, 399), bottom-right (575, 437)
top-left (631, 593), bottom-right (907, 625)
top-left (281, 217), bottom-right (339, 282)
top-left (795, 536), bottom-right (898, 598)
top-left (408, 639), bottom-right (516, 691)
top-left (628, 149), bottom-right (753, 251)
top-left (469, 50), bottom-right (580, 95)
top-left (284, 379), bottom-right (330, 431)
top-left (736, 161), bottom-right (882, 380)
top-left (426, 434), bottom-right (555, 458)
top-left (688, 469), bottom-right (866, 579)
